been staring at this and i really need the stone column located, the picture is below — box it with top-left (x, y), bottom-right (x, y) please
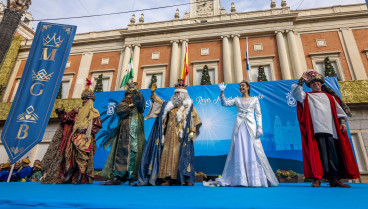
top-left (132, 44), bottom-right (141, 82)
top-left (340, 28), bottom-right (367, 80)
top-left (232, 35), bottom-right (243, 82)
top-left (295, 33), bottom-right (308, 74)
top-left (275, 31), bottom-right (292, 80)
top-left (222, 35), bottom-right (232, 83)
top-left (72, 52), bottom-right (93, 98)
top-left (287, 30), bottom-right (303, 78)
top-left (170, 40), bottom-right (179, 87)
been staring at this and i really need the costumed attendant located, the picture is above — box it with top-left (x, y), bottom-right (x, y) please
top-left (12, 158), bottom-right (32, 182)
top-left (206, 81), bottom-right (279, 187)
top-left (0, 163), bottom-right (12, 182)
top-left (139, 79), bottom-right (201, 186)
top-left (291, 70), bottom-right (359, 187)
top-left (101, 82), bottom-right (145, 185)
top-left (42, 79), bottom-right (102, 184)
top-left (30, 160), bottom-right (43, 182)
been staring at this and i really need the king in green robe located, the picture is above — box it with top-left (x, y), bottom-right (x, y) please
top-left (101, 82), bottom-right (145, 185)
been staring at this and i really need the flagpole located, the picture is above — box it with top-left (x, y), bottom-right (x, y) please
top-left (187, 43), bottom-right (190, 86)
top-left (246, 37), bottom-right (251, 82)
top-left (6, 163), bottom-right (15, 182)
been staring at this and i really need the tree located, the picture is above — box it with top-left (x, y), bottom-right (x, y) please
top-left (200, 65), bottom-right (211, 85)
top-left (56, 82), bottom-right (63, 99)
top-left (0, 0), bottom-right (32, 66)
top-left (148, 74), bottom-right (157, 88)
top-left (257, 66), bottom-right (268, 82)
top-left (94, 74), bottom-right (103, 92)
top-left (324, 57), bottom-right (337, 78)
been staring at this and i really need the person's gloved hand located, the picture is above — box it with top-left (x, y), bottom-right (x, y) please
top-left (151, 83), bottom-right (157, 92)
top-left (256, 129), bottom-right (263, 138)
top-left (188, 132), bottom-right (194, 141)
top-left (218, 82), bottom-right (227, 92)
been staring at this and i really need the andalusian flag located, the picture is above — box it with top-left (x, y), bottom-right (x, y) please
top-left (181, 43), bottom-right (189, 83)
top-left (120, 50), bottom-right (134, 88)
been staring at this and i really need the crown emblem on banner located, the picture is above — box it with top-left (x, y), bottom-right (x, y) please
top-left (17, 106), bottom-right (39, 123)
top-left (32, 69), bottom-right (54, 82)
top-left (43, 33), bottom-right (63, 47)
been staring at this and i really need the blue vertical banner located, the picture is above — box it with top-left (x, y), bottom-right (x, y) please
top-left (1, 22), bottom-right (76, 163)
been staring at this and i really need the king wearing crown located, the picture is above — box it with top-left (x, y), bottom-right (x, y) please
top-left (291, 70), bottom-right (359, 188)
top-left (101, 81), bottom-right (145, 185)
top-left (137, 79), bottom-right (202, 186)
top-left (41, 78), bottom-right (102, 184)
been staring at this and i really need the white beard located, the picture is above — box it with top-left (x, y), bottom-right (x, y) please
top-left (161, 92), bottom-right (193, 142)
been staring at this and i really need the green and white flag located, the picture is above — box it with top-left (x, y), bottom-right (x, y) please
top-left (120, 51), bottom-right (134, 88)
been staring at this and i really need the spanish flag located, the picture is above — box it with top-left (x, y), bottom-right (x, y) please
top-left (181, 43), bottom-right (189, 83)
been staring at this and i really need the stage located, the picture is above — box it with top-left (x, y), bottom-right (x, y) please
top-left (0, 182), bottom-right (366, 209)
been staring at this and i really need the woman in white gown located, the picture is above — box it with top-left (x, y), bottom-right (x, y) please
top-left (213, 81), bottom-right (278, 187)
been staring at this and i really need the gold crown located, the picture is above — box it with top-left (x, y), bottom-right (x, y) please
top-left (306, 70), bottom-right (325, 87)
top-left (81, 89), bottom-right (95, 100)
top-left (127, 82), bottom-right (138, 90)
top-left (81, 78), bottom-right (95, 100)
top-left (174, 79), bottom-right (187, 89)
top-left (43, 33), bottom-right (63, 47)
top-left (32, 69), bottom-right (54, 82)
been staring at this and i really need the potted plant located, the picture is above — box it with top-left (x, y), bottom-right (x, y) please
top-left (276, 169), bottom-right (299, 183)
top-left (195, 172), bottom-right (207, 182)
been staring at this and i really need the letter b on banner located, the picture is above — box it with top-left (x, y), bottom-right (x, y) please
top-left (16, 124), bottom-right (29, 139)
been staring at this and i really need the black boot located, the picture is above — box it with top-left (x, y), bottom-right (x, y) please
top-left (74, 172), bottom-right (83, 185)
top-left (61, 168), bottom-right (74, 184)
top-left (128, 178), bottom-right (135, 186)
top-left (102, 176), bottom-right (122, 185)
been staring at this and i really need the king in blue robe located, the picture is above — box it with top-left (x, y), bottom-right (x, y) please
top-left (138, 79), bottom-right (202, 186)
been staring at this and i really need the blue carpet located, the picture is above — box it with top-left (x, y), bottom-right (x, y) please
top-left (0, 182), bottom-right (366, 209)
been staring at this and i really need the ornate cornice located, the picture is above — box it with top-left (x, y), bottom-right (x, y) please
top-left (295, 10), bottom-right (368, 23)
top-left (339, 80), bottom-right (368, 104)
top-left (0, 99), bottom-right (82, 121)
top-left (121, 13), bottom-right (298, 37)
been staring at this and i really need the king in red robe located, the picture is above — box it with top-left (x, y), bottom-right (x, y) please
top-left (291, 70), bottom-right (359, 187)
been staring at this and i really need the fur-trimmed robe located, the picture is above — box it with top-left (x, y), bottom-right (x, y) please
top-left (144, 92), bottom-right (201, 182)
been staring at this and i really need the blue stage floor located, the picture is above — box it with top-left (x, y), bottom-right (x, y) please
top-left (0, 182), bottom-right (366, 209)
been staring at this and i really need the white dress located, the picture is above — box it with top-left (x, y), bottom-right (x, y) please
top-left (214, 96), bottom-right (279, 187)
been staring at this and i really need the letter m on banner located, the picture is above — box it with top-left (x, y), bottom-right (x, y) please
top-left (1, 22), bottom-right (76, 163)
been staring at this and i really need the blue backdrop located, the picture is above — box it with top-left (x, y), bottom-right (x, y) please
top-left (2, 22), bottom-right (76, 163)
top-left (93, 77), bottom-right (348, 174)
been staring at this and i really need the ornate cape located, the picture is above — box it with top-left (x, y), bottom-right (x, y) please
top-left (137, 102), bottom-right (168, 185)
top-left (297, 93), bottom-right (360, 179)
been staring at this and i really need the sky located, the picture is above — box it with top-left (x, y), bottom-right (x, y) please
top-left (8, 0), bottom-right (367, 34)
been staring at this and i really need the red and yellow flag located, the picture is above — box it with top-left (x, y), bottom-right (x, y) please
top-left (181, 43), bottom-right (189, 83)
